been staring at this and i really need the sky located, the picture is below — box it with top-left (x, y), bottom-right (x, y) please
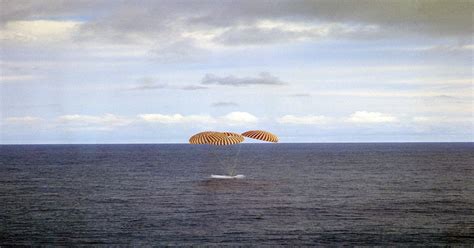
top-left (0, 0), bottom-right (473, 144)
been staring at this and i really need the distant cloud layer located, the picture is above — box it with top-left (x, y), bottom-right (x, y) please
top-left (0, 111), bottom-right (406, 128)
top-left (139, 112), bottom-right (258, 126)
top-left (347, 111), bottom-right (398, 124)
top-left (276, 112), bottom-right (398, 125)
top-left (202, 72), bottom-right (285, 86)
top-left (3, 110), bottom-right (472, 142)
top-left (277, 115), bottom-right (331, 125)
top-left (138, 114), bottom-right (215, 124)
top-left (5, 116), bottom-right (43, 125)
top-left (57, 114), bottom-right (133, 129)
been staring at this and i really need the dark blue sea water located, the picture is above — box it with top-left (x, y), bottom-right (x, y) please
top-left (0, 143), bottom-right (473, 246)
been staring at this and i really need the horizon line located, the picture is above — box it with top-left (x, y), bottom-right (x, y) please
top-left (1, 141), bottom-right (473, 145)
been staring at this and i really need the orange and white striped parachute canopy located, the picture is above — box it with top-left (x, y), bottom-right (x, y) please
top-left (210, 132), bottom-right (245, 145)
top-left (189, 131), bottom-right (245, 145)
top-left (241, 130), bottom-right (278, 143)
top-left (189, 131), bottom-right (226, 145)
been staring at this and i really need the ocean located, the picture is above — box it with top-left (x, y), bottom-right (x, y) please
top-left (0, 143), bottom-right (473, 246)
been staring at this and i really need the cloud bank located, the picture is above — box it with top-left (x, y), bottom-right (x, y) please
top-left (139, 112), bottom-right (258, 126)
top-left (277, 115), bottom-right (331, 125)
top-left (347, 111), bottom-right (398, 124)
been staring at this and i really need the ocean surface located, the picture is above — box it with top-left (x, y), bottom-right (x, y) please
top-left (0, 143), bottom-right (473, 246)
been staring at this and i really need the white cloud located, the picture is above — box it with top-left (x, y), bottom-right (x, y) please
top-left (5, 116), bottom-right (43, 125)
top-left (57, 114), bottom-right (132, 127)
top-left (220, 112), bottom-right (258, 125)
top-left (412, 117), bottom-right (432, 123)
top-left (138, 114), bottom-right (216, 124)
top-left (277, 115), bottom-right (331, 125)
top-left (5, 112), bottom-right (259, 130)
top-left (347, 111), bottom-right (398, 123)
top-left (412, 116), bottom-right (473, 124)
top-left (0, 20), bottom-right (82, 43)
top-left (139, 111), bottom-right (259, 126)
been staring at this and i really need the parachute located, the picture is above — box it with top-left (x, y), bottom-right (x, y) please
top-left (189, 131), bottom-right (226, 144)
top-left (189, 131), bottom-right (244, 145)
top-left (211, 132), bottom-right (245, 145)
top-left (189, 130), bottom-right (278, 178)
top-left (241, 130), bottom-right (278, 143)
top-left (188, 130), bottom-right (278, 145)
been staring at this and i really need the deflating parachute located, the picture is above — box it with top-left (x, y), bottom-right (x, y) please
top-left (241, 130), bottom-right (278, 143)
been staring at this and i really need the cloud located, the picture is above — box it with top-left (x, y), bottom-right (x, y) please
top-left (288, 93), bottom-right (311, 97)
top-left (277, 115), bottom-right (331, 125)
top-left (180, 85), bottom-right (208, 90)
top-left (130, 84), bottom-right (207, 91)
top-left (411, 44), bottom-right (474, 53)
top-left (211, 101), bottom-right (239, 107)
top-left (129, 77), bottom-right (208, 91)
top-left (0, 20), bottom-right (82, 43)
top-left (430, 95), bottom-right (459, 100)
top-left (149, 39), bottom-right (210, 63)
top-left (0, 1), bottom-right (101, 24)
top-left (0, 0), bottom-right (471, 59)
top-left (347, 111), bottom-right (398, 124)
top-left (4, 112), bottom-right (258, 129)
top-left (57, 114), bottom-right (133, 128)
top-left (139, 111), bottom-right (258, 125)
top-left (138, 114), bottom-right (216, 124)
top-left (130, 83), bottom-right (170, 91)
top-left (201, 72), bottom-right (285, 86)
top-left (188, 0), bottom-right (472, 37)
top-left (1, 0), bottom-right (471, 67)
top-left (214, 21), bottom-right (381, 46)
top-left (5, 116), bottom-right (43, 125)
top-left (220, 112), bottom-right (258, 125)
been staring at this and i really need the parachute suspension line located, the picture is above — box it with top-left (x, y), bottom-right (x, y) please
top-left (209, 146), bottom-right (227, 169)
top-left (228, 143), bottom-right (242, 176)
